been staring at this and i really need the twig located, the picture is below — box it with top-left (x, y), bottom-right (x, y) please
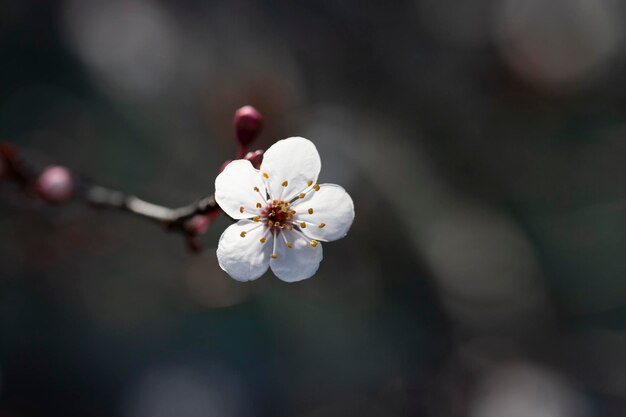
top-left (83, 183), bottom-right (219, 231)
top-left (0, 104), bottom-right (264, 253)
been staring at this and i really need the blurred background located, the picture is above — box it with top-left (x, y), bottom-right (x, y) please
top-left (1, 0), bottom-right (626, 415)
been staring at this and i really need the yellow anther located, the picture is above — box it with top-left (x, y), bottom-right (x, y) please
top-left (310, 240), bottom-right (318, 248)
top-left (260, 237), bottom-right (267, 243)
top-left (300, 222), bottom-right (307, 228)
top-left (263, 172), bottom-right (269, 179)
top-left (313, 184), bottom-right (320, 191)
top-left (287, 242), bottom-right (293, 249)
top-left (282, 180), bottom-right (288, 187)
top-left (239, 206), bottom-right (244, 213)
top-left (308, 208), bottom-right (314, 214)
top-left (281, 205), bottom-right (288, 212)
top-left (299, 193), bottom-right (306, 199)
top-left (268, 220), bottom-right (274, 228)
top-left (270, 253), bottom-right (278, 259)
top-left (240, 231), bottom-right (246, 238)
top-left (307, 180), bottom-right (313, 186)
top-left (287, 213), bottom-right (293, 219)
top-left (252, 216), bottom-right (260, 222)
top-left (319, 223), bottom-right (326, 228)
top-left (274, 222), bottom-right (281, 228)
top-left (253, 186), bottom-right (260, 192)
top-left (291, 210), bottom-right (296, 214)
top-left (256, 202), bottom-right (262, 208)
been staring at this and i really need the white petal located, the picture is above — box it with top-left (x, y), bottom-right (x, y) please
top-left (292, 184), bottom-right (354, 242)
top-left (260, 137), bottom-right (321, 201)
top-left (216, 220), bottom-right (272, 282)
top-left (270, 230), bottom-right (323, 282)
top-left (215, 160), bottom-right (267, 219)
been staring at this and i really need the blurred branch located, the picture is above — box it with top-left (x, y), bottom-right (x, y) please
top-left (84, 183), bottom-right (218, 230)
top-left (0, 141), bottom-right (222, 252)
top-left (0, 105), bottom-right (264, 253)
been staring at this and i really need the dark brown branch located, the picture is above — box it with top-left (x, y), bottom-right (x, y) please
top-left (1, 141), bottom-right (223, 252)
top-left (83, 183), bottom-right (219, 231)
top-left (1, 106), bottom-right (264, 254)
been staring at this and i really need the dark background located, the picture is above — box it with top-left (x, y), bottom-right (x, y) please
top-left (1, 0), bottom-right (626, 416)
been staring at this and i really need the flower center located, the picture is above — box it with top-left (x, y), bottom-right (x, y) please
top-left (262, 200), bottom-right (294, 230)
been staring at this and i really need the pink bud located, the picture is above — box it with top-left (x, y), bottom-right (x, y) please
top-left (244, 149), bottom-right (264, 169)
top-left (218, 159), bottom-right (232, 173)
top-left (186, 210), bottom-right (222, 236)
top-left (186, 215), bottom-right (210, 235)
top-left (185, 236), bottom-right (202, 253)
top-left (234, 105), bottom-right (263, 147)
top-left (36, 166), bottom-right (74, 203)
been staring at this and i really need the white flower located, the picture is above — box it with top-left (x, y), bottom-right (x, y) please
top-left (214, 137), bottom-right (355, 282)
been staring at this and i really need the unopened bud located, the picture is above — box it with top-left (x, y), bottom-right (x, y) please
top-left (36, 165), bottom-right (74, 203)
top-left (234, 105), bottom-right (263, 147)
top-left (185, 236), bottom-right (202, 253)
top-left (244, 149), bottom-right (264, 169)
top-left (218, 159), bottom-right (232, 173)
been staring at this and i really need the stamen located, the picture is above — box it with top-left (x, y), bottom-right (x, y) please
top-left (313, 184), bottom-right (320, 191)
top-left (307, 180), bottom-right (313, 186)
top-left (256, 202), bottom-right (262, 208)
top-left (252, 216), bottom-right (260, 222)
top-left (268, 220), bottom-right (274, 228)
top-left (299, 193), bottom-right (306, 199)
top-left (280, 230), bottom-right (293, 249)
top-left (282, 180), bottom-right (288, 187)
top-left (300, 222), bottom-right (307, 228)
top-left (270, 230), bottom-right (278, 259)
top-left (319, 223), bottom-right (326, 228)
top-left (259, 227), bottom-right (270, 244)
top-left (239, 206), bottom-right (244, 214)
top-left (308, 208), bottom-right (314, 214)
top-left (263, 172), bottom-right (269, 179)
top-left (310, 239), bottom-right (319, 247)
top-left (253, 186), bottom-right (259, 192)
top-left (241, 223), bottom-right (263, 238)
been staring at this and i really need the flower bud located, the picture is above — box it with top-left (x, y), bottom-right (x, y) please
top-left (185, 236), bottom-right (202, 253)
top-left (234, 105), bottom-right (263, 147)
top-left (244, 149), bottom-right (264, 169)
top-left (218, 159), bottom-right (232, 173)
top-left (36, 165), bottom-right (74, 203)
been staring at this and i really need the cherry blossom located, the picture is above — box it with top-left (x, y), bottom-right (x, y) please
top-left (215, 137), bottom-right (354, 282)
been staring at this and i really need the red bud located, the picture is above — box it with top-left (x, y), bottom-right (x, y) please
top-left (185, 236), bottom-right (202, 253)
top-left (244, 149), bottom-right (264, 169)
top-left (234, 105), bottom-right (263, 147)
top-left (36, 166), bottom-right (74, 203)
top-left (218, 159), bottom-right (232, 173)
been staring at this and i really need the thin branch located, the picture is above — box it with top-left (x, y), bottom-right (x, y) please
top-left (83, 183), bottom-right (219, 231)
top-left (1, 141), bottom-right (222, 252)
top-left (0, 105), bottom-right (264, 254)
